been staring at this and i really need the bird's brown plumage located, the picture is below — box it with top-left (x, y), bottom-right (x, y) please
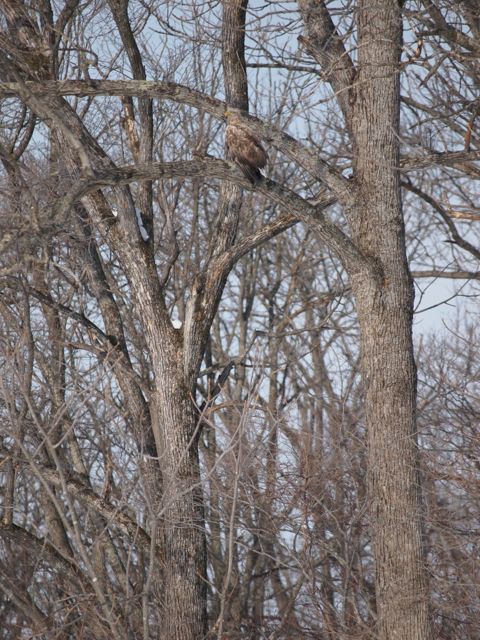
top-left (225, 112), bottom-right (268, 184)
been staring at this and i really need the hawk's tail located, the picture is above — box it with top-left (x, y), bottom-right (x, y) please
top-left (239, 164), bottom-right (263, 185)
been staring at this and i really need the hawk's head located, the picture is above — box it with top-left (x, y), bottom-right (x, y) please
top-left (224, 108), bottom-right (244, 123)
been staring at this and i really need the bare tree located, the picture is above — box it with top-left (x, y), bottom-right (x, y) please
top-left (1, 1), bottom-right (479, 639)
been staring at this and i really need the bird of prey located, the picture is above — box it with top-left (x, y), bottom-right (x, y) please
top-left (225, 110), bottom-right (268, 185)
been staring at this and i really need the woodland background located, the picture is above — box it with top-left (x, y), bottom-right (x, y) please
top-left (0, 1), bottom-right (479, 639)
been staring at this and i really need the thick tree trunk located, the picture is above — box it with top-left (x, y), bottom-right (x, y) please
top-left (123, 255), bottom-right (208, 640)
top-left (348, 2), bottom-right (432, 638)
top-left (152, 376), bottom-right (207, 640)
top-left (353, 279), bottom-right (431, 640)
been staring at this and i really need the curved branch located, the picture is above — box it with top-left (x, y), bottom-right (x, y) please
top-left (57, 157), bottom-right (367, 275)
top-left (208, 192), bottom-right (337, 283)
top-left (0, 79), bottom-right (353, 201)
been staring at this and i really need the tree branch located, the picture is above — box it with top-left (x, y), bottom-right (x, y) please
top-left (411, 270), bottom-right (480, 280)
top-left (401, 148), bottom-right (480, 173)
top-left (0, 79), bottom-right (353, 201)
top-left (402, 180), bottom-right (480, 263)
top-left (298, 0), bottom-right (356, 127)
top-left (0, 447), bottom-right (152, 549)
top-left (55, 157), bottom-right (365, 274)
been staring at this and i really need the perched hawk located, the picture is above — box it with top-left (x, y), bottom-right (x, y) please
top-left (225, 110), bottom-right (268, 185)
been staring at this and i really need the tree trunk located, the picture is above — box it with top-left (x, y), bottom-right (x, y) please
top-left (123, 253), bottom-right (208, 640)
top-left (353, 277), bottom-right (431, 640)
top-left (349, 2), bottom-right (432, 638)
top-left (152, 374), bottom-right (207, 640)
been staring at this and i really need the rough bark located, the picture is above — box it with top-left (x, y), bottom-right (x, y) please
top-left (119, 245), bottom-right (208, 640)
top-left (348, 3), bottom-right (432, 638)
top-left (299, 2), bottom-right (433, 637)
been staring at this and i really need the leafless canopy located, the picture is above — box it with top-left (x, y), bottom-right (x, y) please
top-left (0, 2), bottom-right (479, 640)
